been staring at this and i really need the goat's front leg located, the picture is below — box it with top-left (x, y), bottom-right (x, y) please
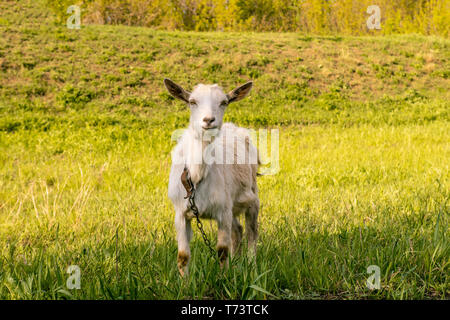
top-left (175, 212), bottom-right (192, 277)
top-left (217, 210), bottom-right (232, 268)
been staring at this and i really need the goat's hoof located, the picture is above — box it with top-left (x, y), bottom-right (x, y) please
top-left (217, 246), bottom-right (229, 268)
top-left (178, 267), bottom-right (188, 277)
top-left (177, 251), bottom-right (190, 277)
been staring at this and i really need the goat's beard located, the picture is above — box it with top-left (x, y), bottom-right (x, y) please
top-left (185, 127), bottom-right (221, 185)
top-left (191, 123), bottom-right (221, 141)
top-left (202, 127), bottom-right (220, 142)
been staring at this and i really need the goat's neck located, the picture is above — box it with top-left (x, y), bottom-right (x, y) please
top-left (184, 126), bottom-right (217, 185)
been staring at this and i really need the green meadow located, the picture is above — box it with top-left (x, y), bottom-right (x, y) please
top-left (0, 1), bottom-right (448, 299)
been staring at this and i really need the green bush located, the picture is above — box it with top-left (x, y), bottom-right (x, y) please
top-left (45, 0), bottom-right (449, 36)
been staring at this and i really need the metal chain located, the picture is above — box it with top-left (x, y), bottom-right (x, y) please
top-left (186, 189), bottom-right (217, 259)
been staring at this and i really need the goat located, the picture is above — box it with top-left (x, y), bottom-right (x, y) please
top-left (164, 79), bottom-right (260, 276)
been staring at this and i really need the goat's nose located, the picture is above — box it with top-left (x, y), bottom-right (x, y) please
top-left (203, 116), bottom-right (215, 125)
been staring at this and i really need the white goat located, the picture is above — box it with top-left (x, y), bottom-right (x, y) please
top-left (164, 79), bottom-right (260, 276)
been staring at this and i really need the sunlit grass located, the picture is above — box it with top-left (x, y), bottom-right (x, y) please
top-left (0, 121), bottom-right (448, 299)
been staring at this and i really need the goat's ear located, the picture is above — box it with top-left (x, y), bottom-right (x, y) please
top-left (164, 78), bottom-right (190, 103)
top-left (227, 81), bottom-right (253, 103)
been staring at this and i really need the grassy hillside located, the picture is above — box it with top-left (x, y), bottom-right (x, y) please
top-left (0, 1), bottom-right (448, 299)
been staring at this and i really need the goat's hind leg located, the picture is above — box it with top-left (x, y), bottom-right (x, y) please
top-left (245, 198), bottom-right (259, 257)
top-left (175, 212), bottom-right (192, 277)
top-left (231, 217), bottom-right (243, 256)
top-left (217, 210), bottom-right (232, 268)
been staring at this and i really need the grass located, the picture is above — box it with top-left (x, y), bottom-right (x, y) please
top-left (0, 0), bottom-right (448, 299)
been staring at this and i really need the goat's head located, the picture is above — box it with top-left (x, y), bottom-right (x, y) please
top-left (164, 79), bottom-right (252, 136)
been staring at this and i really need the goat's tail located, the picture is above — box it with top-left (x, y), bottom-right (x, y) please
top-left (244, 133), bottom-right (264, 178)
top-left (255, 149), bottom-right (265, 177)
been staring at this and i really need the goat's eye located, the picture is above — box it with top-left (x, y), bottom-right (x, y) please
top-left (189, 100), bottom-right (197, 107)
top-left (220, 101), bottom-right (228, 108)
